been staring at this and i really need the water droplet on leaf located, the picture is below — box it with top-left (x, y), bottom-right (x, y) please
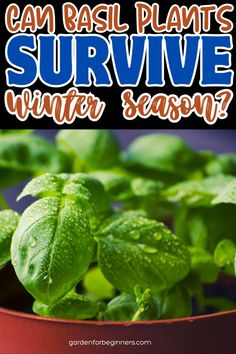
top-left (138, 244), bottom-right (158, 254)
top-left (29, 236), bottom-right (37, 248)
top-left (129, 231), bottom-right (140, 240)
top-left (154, 233), bottom-right (162, 241)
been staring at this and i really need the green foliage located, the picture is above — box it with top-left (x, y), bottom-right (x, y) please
top-left (206, 154), bottom-right (236, 176)
top-left (11, 196), bottom-right (94, 305)
top-left (104, 293), bottom-right (138, 321)
top-left (57, 130), bottom-right (120, 171)
top-left (91, 171), bottom-right (134, 202)
top-left (0, 210), bottom-right (20, 269)
top-left (212, 180), bottom-right (236, 205)
top-left (0, 132), bottom-right (70, 188)
top-left (164, 175), bottom-right (235, 207)
top-left (33, 293), bottom-right (98, 320)
top-left (0, 130), bottom-right (33, 135)
top-left (154, 286), bottom-right (192, 320)
top-left (175, 204), bottom-right (236, 252)
top-left (104, 285), bottom-right (191, 321)
top-left (95, 213), bottom-right (190, 293)
top-left (214, 239), bottom-right (236, 276)
top-left (188, 247), bottom-right (219, 284)
top-left (0, 131), bottom-right (235, 321)
top-left (17, 173), bottom-right (110, 228)
top-left (122, 134), bottom-right (211, 183)
top-left (92, 171), bottom-right (172, 219)
top-left (83, 266), bottom-right (115, 300)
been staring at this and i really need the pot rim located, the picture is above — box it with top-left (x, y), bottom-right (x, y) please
top-left (1, 306), bottom-right (236, 326)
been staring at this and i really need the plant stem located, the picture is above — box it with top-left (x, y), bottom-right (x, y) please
top-left (131, 304), bottom-right (145, 322)
top-left (0, 192), bottom-right (9, 210)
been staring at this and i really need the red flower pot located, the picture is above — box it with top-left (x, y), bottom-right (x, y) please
top-left (0, 307), bottom-right (235, 354)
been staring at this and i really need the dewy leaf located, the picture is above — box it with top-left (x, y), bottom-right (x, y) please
top-left (0, 210), bottom-right (20, 269)
top-left (214, 239), bottom-right (236, 277)
top-left (96, 214), bottom-right (190, 294)
top-left (18, 173), bottom-right (110, 216)
top-left (122, 134), bottom-right (206, 181)
top-left (212, 180), bottom-right (236, 205)
top-left (11, 196), bottom-right (94, 305)
top-left (83, 266), bottom-right (115, 300)
top-left (33, 293), bottom-right (98, 320)
top-left (164, 175), bottom-right (235, 207)
top-left (65, 174), bottom-right (110, 215)
top-left (57, 130), bottom-right (120, 171)
top-left (188, 247), bottom-right (219, 284)
top-left (98, 209), bottom-right (148, 229)
top-left (17, 174), bottom-right (66, 200)
top-left (0, 133), bottom-right (70, 188)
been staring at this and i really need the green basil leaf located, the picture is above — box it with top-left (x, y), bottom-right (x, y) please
top-left (164, 175), bottom-right (235, 207)
top-left (212, 180), bottom-right (236, 205)
top-left (189, 247), bottom-right (219, 284)
top-left (103, 294), bottom-right (138, 321)
top-left (57, 130), bottom-right (120, 171)
top-left (83, 266), bottom-right (115, 300)
top-left (17, 173), bottom-right (110, 219)
top-left (214, 239), bottom-right (236, 276)
top-left (67, 174), bottom-right (110, 215)
top-left (17, 174), bottom-right (66, 200)
top-left (0, 134), bottom-right (70, 188)
top-left (0, 210), bottom-right (20, 269)
top-left (33, 293), bottom-right (98, 320)
top-left (206, 154), bottom-right (236, 177)
top-left (131, 178), bottom-right (163, 197)
top-left (175, 204), bottom-right (236, 252)
top-left (129, 178), bottom-right (174, 220)
top-left (96, 215), bottom-right (190, 294)
top-left (11, 196), bottom-right (94, 305)
top-left (155, 285), bottom-right (192, 319)
top-left (98, 209), bottom-right (148, 229)
top-left (122, 134), bottom-right (206, 183)
top-left (91, 171), bottom-right (133, 202)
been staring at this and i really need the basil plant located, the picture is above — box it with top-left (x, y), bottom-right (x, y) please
top-left (0, 130), bottom-right (236, 321)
